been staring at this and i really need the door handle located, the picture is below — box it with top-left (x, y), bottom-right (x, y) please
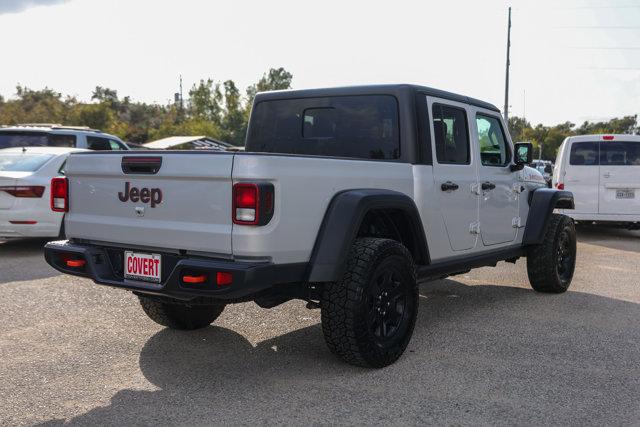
top-left (481, 181), bottom-right (496, 191)
top-left (441, 181), bottom-right (459, 192)
top-left (603, 172), bottom-right (611, 178)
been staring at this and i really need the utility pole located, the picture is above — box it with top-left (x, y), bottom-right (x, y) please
top-left (179, 74), bottom-right (184, 112)
top-left (504, 6), bottom-right (512, 124)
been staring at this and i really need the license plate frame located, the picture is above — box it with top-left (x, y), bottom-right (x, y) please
top-left (615, 189), bottom-right (635, 199)
top-left (124, 251), bottom-right (162, 283)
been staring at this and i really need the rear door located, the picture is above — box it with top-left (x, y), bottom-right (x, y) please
top-left (427, 97), bottom-right (479, 252)
top-left (565, 140), bottom-right (600, 214)
top-left (598, 139), bottom-right (640, 215)
top-left (65, 152), bottom-right (235, 255)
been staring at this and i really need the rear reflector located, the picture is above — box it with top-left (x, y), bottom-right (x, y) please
top-left (216, 272), bottom-right (233, 286)
top-left (183, 274), bottom-right (207, 284)
top-left (0, 186), bottom-right (45, 198)
top-left (66, 259), bottom-right (86, 268)
top-left (9, 221), bottom-right (37, 225)
top-left (602, 135), bottom-right (615, 141)
top-left (51, 178), bottom-right (69, 212)
top-left (556, 182), bottom-right (565, 190)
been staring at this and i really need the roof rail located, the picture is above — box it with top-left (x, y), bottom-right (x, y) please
top-left (11, 123), bottom-right (102, 133)
top-left (51, 125), bottom-right (101, 132)
top-left (17, 123), bottom-right (63, 127)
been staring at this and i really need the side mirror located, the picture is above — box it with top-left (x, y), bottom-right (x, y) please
top-left (511, 142), bottom-right (533, 171)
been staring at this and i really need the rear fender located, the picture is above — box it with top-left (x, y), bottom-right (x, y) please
top-left (306, 189), bottom-right (428, 282)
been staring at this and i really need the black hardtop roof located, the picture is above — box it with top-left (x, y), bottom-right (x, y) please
top-left (254, 84), bottom-right (500, 113)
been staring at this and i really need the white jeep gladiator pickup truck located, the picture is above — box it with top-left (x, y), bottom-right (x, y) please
top-left (44, 85), bottom-right (576, 368)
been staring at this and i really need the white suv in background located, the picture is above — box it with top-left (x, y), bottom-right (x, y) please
top-left (0, 124), bottom-right (129, 151)
top-left (553, 134), bottom-right (640, 229)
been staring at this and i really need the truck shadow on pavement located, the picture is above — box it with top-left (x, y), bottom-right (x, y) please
top-left (0, 239), bottom-right (60, 283)
top-left (41, 279), bottom-right (640, 426)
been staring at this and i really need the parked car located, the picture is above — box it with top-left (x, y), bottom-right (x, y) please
top-left (0, 124), bottom-right (129, 151)
top-left (553, 134), bottom-right (640, 229)
top-left (44, 84), bottom-right (576, 368)
top-left (531, 160), bottom-right (554, 187)
top-left (0, 147), bottom-right (87, 239)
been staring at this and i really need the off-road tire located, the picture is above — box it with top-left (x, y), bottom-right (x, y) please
top-left (320, 238), bottom-right (418, 368)
top-left (138, 296), bottom-right (226, 330)
top-left (527, 213), bottom-right (576, 293)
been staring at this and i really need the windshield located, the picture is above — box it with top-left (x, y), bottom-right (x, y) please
top-left (0, 132), bottom-right (76, 149)
top-left (0, 154), bottom-right (55, 172)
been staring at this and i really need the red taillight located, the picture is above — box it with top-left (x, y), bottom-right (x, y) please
top-left (0, 186), bottom-right (45, 198)
top-left (556, 182), bottom-right (565, 190)
top-left (9, 220), bottom-right (37, 225)
top-left (602, 135), bottom-right (615, 141)
top-left (50, 178), bottom-right (68, 212)
top-left (233, 183), bottom-right (258, 224)
top-left (232, 182), bottom-right (275, 226)
top-left (216, 272), bottom-right (233, 286)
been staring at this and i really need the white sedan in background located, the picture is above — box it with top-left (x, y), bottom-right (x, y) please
top-left (0, 147), bottom-right (86, 239)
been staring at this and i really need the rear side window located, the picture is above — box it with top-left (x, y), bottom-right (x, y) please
top-left (0, 154), bottom-right (55, 172)
top-left (246, 95), bottom-right (399, 160)
top-left (0, 132), bottom-right (76, 148)
top-left (600, 141), bottom-right (640, 166)
top-left (432, 104), bottom-right (470, 164)
top-left (0, 132), bottom-right (48, 148)
top-left (569, 142), bottom-right (598, 166)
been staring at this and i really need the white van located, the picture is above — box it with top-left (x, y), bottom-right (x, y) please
top-left (553, 134), bottom-right (640, 228)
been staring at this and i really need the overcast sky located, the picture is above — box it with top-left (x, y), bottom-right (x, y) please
top-left (1, 0), bottom-right (639, 126)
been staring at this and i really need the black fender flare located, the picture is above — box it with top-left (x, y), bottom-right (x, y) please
top-left (306, 189), bottom-right (429, 283)
top-left (522, 188), bottom-right (575, 245)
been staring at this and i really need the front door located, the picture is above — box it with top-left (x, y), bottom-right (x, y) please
top-left (474, 112), bottom-right (519, 246)
top-left (428, 98), bottom-right (479, 252)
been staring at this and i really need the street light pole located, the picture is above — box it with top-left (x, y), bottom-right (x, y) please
top-left (504, 7), bottom-right (512, 124)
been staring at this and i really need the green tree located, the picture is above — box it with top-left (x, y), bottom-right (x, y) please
top-left (245, 67), bottom-right (293, 107)
top-left (188, 79), bottom-right (223, 124)
top-left (221, 80), bottom-right (245, 145)
top-left (91, 86), bottom-right (119, 108)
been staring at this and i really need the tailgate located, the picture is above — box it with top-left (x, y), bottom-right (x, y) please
top-left (65, 152), bottom-right (234, 255)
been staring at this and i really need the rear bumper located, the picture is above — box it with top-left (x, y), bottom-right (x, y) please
top-left (44, 240), bottom-right (307, 301)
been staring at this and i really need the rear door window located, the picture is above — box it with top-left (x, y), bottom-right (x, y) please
top-left (432, 104), bottom-right (470, 165)
top-left (569, 142), bottom-right (599, 165)
top-left (600, 141), bottom-right (640, 166)
top-left (246, 95), bottom-right (400, 160)
top-left (48, 134), bottom-right (76, 147)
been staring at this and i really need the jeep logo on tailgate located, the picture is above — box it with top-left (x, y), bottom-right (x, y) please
top-left (118, 182), bottom-right (163, 208)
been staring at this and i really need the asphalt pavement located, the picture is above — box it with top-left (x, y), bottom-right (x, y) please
top-left (0, 227), bottom-right (638, 426)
